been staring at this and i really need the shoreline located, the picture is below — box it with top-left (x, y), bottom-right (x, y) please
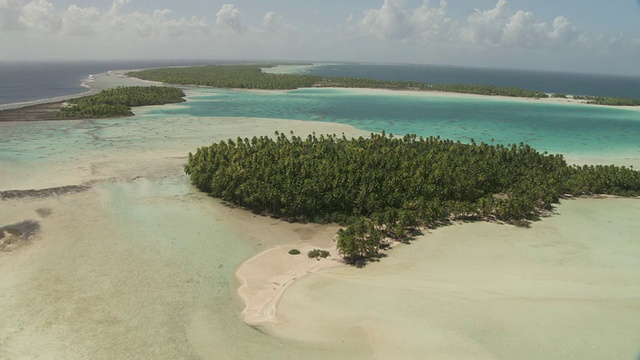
top-left (313, 86), bottom-right (640, 111)
top-left (235, 194), bottom-right (640, 327)
top-left (0, 69), bottom-right (164, 112)
top-left (2, 68), bottom-right (639, 122)
top-left (236, 242), bottom-right (340, 325)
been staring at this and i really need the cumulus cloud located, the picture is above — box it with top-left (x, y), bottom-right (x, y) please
top-left (359, 0), bottom-right (412, 40)
top-left (260, 11), bottom-right (298, 36)
top-left (463, 1), bottom-right (578, 49)
top-left (1, 0), bottom-right (309, 60)
top-left (3, 0), bottom-right (62, 33)
top-left (464, 0), bottom-right (511, 45)
top-left (0, 0), bottom-right (211, 38)
top-left (263, 11), bottom-right (281, 32)
top-left (0, 0), bottom-right (25, 31)
top-left (24, 0), bottom-right (60, 33)
top-left (62, 5), bottom-right (100, 36)
top-left (354, 0), bottom-right (457, 42)
top-left (351, 0), bottom-right (582, 50)
top-left (215, 4), bottom-right (242, 33)
top-left (411, 0), bottom-right (457, 42)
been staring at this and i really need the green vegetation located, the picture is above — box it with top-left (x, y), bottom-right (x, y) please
top-left (308, 249), bottom-right (330, 259)
top-left (59, 86), bottom-right (186, 118)
top-left (573, 95), bottom-right (640, 106)
top-left (128, 65), bottom-right (319, 90)
top-left (551, 93), bottom-right (568, 98)
top-left (288, 249), bottom-right (301, 255)
top-left (185, 132), bottom-right (640, 264)
top-left (128, 65), bottom-right (549, 99)
top-left (127, 65), bottom-right (640, 105)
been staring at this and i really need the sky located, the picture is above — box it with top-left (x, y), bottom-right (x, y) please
top-left (1, 0), bottom-right (640, 76)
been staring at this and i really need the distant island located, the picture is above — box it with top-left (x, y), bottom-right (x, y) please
top-left (59, 86), bottom-right (186, 118)
top-left (0, 86), bottom-right (185, 121)
top-left (127, 64), bottom-right (640, 106)
top-left (185, 132), bottom-right (640, 263)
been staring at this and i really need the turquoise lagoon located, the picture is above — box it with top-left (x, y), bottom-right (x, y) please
top-left (3, 87), bottom-right (640, 173)
top-left (149, 87), bottom-right (640, 164)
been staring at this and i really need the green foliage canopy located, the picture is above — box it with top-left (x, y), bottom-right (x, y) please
top-left (59, 86), bottom-right (186, 118)
top-left (185, 132), bottom-right (640, 263)
top-left (128, 65), bottom-right (550, 99)
top-left (128, 65), bottom-right (640, 105)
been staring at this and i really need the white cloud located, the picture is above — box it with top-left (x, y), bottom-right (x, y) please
top-left (0, 0), bottom-right (25, 31)
top-left (502, 10), bottom-right (541, 47)
top-left (411, 1), bottom-right (457, 42)
top-left (62, 5), bottom-right (100, 36)
top-left (215, 4), bottom-right (242, 33)
top-left (263, 11), bottom-right (280, 32)
top-left (546, 16), bottom-right (577, 47)
top-left (463, 0), bottom-right (510, 45)
top-left (260, 11), bottom-right (297, 36)
top-left (460, 1), bottom-right (580, 49)
top-left (359, 0), bottom-right (412, 40)
top-left (0, 0), bottom-right (637, 75)
top-left (108, 0), bottom-right (129, 16)
top-left (354, 0), bottom-right (457, 43)
top-left (20, 0), bottom-right (62, 33)
top-left (351, 0), bottom-right (583, 50)
top-left (119, 9), bottom-right (209, 38)
top-left (0, 0), bottom-right (211, 39)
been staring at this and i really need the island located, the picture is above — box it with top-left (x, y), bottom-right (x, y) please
top-left (59, 86), bottom-right (186, 118)
top-left (185, 131), bottom-right (640, 263)
top-left (0, 85), bottom-right (185, 121)
top-left (128, 64), bottom-right (640, 105)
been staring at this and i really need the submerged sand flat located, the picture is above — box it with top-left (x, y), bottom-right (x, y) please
top-left (270, 198), bottom-right (640, 359)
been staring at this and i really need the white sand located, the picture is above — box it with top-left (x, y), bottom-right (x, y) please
top-left (236, 234), bottom-right (340, 326)
top-left (317, 86), bottom-right (640, 111)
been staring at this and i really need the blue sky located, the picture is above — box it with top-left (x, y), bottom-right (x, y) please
top-left (1, 0), bottom-right (640, 75)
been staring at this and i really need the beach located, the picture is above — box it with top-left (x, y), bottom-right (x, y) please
top-left (1, 70), bottom-right (639, 359)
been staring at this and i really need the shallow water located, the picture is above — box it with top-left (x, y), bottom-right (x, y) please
top-left (274, 198), bottom-right (640, 359)
top-left (146, 87), bottom-right (640, 165)
top-left (0, 110), bottom-right (371, 358)
top-left (0, 175), bottom-right (371, 359)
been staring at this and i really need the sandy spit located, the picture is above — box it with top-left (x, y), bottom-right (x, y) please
top-left (236, 236), bottom-right (341, 325)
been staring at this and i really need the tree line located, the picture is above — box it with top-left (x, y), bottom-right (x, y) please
top-left (128, 65), bottom-right (640, 105)
top-left (573, 95), bottom-right (640, 106)
top-left (184, 132), bottom-right (640, 263)
top-left (128, 65), bottom-right (550, 99)
top-left (59, 86), bottom-right (186, 119)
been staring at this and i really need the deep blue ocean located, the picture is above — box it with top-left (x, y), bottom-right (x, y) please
top-left (305, 64), bottom-right (640, 99)
top-left (0, 60), bottom-right (212, 106)
top-left (2, 61), bottom-right (640, 106)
